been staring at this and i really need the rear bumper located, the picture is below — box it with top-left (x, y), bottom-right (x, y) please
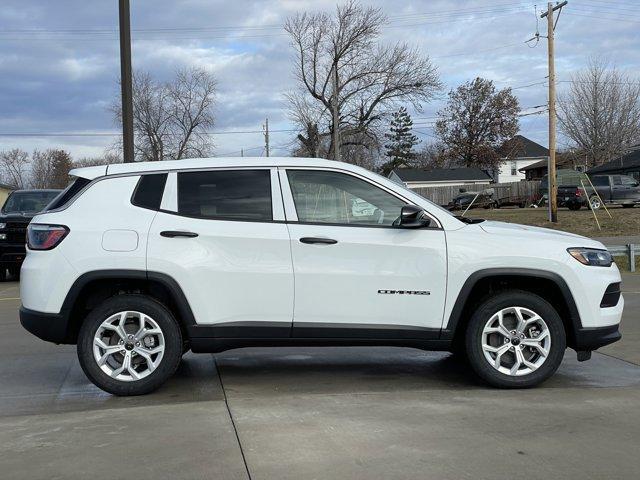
top-left (572, 324), bottom-right (621, 351)
top-left (20, 306), bottom-right (69, 344)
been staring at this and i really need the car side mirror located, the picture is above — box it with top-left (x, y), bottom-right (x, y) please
top-left (396, 205), bottom-right (431, 228)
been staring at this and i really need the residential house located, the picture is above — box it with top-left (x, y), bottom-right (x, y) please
top-left (519, 154), bottom-right (588, 181)
top-left (495, 135), bottom-right (549, 183)
top-left (587, 146), bottom-right (640, 180)
top-left (0, 183), bottom-right (12, 207)
top-left (388, 167), bottom-right (492, 190)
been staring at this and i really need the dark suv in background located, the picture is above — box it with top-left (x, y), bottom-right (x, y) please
top-left (0, 189), bottom-right (61, 280)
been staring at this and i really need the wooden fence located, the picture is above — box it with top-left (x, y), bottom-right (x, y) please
top-left (413, 180), bottom-right (541, 206)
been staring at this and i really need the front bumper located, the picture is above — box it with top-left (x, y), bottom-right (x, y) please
top-left (20, 306), bottom-right (70, 344)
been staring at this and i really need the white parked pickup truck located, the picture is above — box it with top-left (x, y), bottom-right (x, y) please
top-left (20, 158), bottom-right (623, 395)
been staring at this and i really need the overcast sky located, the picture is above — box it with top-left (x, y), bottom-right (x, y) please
top-left (0, 0), bottom-right (638, 160)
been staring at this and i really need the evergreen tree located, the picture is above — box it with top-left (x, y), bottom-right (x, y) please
top-left (381, 107), bottom-right (420, 175)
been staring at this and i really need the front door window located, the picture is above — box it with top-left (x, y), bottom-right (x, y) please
top-left (287, 170), bottom-right (405, 226)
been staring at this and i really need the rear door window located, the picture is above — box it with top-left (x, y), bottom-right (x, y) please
top-left (177, 169), bottom-right (272, 221)
top-left (591, 176), bottom-right (609, 187)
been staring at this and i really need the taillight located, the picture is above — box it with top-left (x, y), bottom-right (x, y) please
top-left (27, 224), bottom-right (69, 250)
top-left (575, 188), bottom-right (582, 197)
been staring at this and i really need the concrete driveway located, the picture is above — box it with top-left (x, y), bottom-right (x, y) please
top-left (1, 275), bottom-right (639, 480)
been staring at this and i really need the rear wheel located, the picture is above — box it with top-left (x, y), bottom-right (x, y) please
top-left (567, 203), bottom-right (581, 211)
top-left (465, 290), bottom-right (566, 388)
top-left (77, 295), bottom-right (183, 396)
top-left (622, 203), bottom-right (634, 209)
top-left (589, 196), bottom-right (602, 210)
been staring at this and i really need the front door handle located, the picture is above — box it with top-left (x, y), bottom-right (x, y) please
top-left (299, 237), bottom-right (338, 245)
top-left (160, 230), bottom-right (199, 238)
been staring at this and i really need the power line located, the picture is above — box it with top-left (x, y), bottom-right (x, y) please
top-left (0, 128), bottom-right (299, 138)
top-left (0, 3), bottom-right (538, 42)
top-left (0, 3), bottom-right (533, 36)
top-left (564, 12), bottom-right (640, 24)
top-left (432, 41), bottom-right (524, 59)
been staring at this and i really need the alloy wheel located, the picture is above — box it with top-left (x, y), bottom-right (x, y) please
top-left (481, 306), bottom-right (551, 376)
top-left (590, 197), bottom-right (601, 210)
top-left (92, 311), bottom-right (165, 381)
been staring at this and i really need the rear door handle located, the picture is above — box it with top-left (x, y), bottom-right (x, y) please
top-left (299, 237), bottom-right (338, 245)
top-left (160, 230), bottom-right (199, 238)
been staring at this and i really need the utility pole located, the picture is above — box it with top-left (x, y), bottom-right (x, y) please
top-left (332, 62), bottom-right (341, 161)
top-left (263, 118), bottom-right (270, 157)
top-left (541, 1), bottom-right (567, 222)
top-left (240, 148), bottom-right (244, 158)
top-left (119, 0), bottom-right (134, 163)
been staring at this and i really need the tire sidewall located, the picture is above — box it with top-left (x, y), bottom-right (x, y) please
top-left (465, 290), bottom-right (566, 388)
top-left (77, 294), bottom-right (183, 396)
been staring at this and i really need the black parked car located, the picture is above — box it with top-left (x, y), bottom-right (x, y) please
top-left (0, 189), bottom-right (61, 280)
top-left (446, 192), bottom-right (497, 211)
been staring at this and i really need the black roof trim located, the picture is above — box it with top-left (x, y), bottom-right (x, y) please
top-left (390, 167), bottom-right (492, 182)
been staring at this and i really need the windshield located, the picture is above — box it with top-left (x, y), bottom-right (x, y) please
top-left (2, 191), bottom-right (61, 214)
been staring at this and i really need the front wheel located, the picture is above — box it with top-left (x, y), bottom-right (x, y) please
top-left (465, 290), bottom-right (566, 388)
top-left (77, 295), bottom-right (183, 396)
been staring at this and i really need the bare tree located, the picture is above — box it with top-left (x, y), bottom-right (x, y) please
top-left (30, 150), bottom-right (57, 189)
top-left (413, 143), bottom-right (450, 169)
top-left (0, 149), bottom-right (30, 189)
top-left (74, 152), bottom-right (122, 168)
top-left (113, 67), bottom-right (217, 161)
top-left (285, 91), bottom-right (329, 158)
top-left (558, 57), bottom-right (640, 166)
top-left (435, 78), bottom-right (520, 169)
top-left (284, 0), bottom-right (441, 163)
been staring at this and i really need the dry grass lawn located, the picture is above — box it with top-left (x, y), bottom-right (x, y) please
top-left (464, 205), bottom-right (640, 238)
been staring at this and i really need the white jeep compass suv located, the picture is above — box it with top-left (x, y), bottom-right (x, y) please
top-left (20, 158), bottom-right (623, 395)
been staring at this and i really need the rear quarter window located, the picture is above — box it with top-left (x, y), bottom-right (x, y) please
top-left (44, 178), bottom-right (91, 211)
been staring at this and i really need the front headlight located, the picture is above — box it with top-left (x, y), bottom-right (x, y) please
top-left (0, 223), bottom-right (5, 229)
top-left (567, 248), bottom-right (613, 267)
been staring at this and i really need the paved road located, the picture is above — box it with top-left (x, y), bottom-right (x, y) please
top-left (593, 235), bottom-right (640, 247)
top-left (1, 277), bottom-right (639, 480)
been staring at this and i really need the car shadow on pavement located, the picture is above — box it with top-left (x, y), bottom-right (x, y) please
top-left (213, 346), bottom-right (640, 398)
top-left (3, 347), bottom-right (639, 417)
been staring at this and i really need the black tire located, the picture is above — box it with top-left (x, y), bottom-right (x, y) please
top-left (464, 290), bottom-right (566, 388)
top-left (622, 204), bottom-right (634, 209)
top-left (77, 294), bottom-right (183, 396)
top-left (567, 203), bottom-right (581, 211)
top-left (0, 268), bottom-right (6, 282)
